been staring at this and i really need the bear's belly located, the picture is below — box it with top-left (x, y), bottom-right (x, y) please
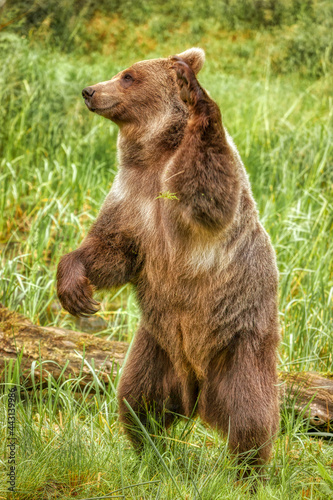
top-left (135, 237), bottom-right (277, 379)
top-left (135, 270), bottom-right (236, 379)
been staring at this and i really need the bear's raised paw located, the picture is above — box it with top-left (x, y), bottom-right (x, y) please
top-left (57, 252), bottom-right (100, 317)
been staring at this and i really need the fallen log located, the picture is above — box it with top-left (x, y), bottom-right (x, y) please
top-left (280, 371), bottom-right (333, 431)
top-left (0, 303), bottom-right (128, 385)
top-left (0, 304), bottom-right (332, 429)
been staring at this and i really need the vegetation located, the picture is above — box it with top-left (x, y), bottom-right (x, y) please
top-left (0, 0), bottom-right (332, 498)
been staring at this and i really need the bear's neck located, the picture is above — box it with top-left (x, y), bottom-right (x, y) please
top-left (117, 109), bottom-right (188, 170)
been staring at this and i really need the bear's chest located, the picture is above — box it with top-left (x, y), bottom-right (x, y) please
top-left (109, 167), bottom-right (229, 278)
top-left (110, 168), bottom-right (161, 230)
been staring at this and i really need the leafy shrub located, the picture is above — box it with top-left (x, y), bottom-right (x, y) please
top-left (1, 0), bottom-right (332, 77)
top-left (0, 0), bottom-right (325, 41)
top-left (274, 3), bottom-right (333, 77)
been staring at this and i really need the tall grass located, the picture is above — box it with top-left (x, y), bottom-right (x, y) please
top-left (0, 2), bottom-right (333, 498)
top-left (1, 358), bottom-right (333, 498)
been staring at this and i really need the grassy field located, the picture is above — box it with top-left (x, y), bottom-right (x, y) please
top-left (0, 1), bottom-right (333, 498)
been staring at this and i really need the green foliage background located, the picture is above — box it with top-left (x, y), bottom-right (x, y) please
top-left (0, 1), bottom-right (332, 498)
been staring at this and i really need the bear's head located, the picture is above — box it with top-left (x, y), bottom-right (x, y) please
top-left (82, 48), bottom-right (205, 128)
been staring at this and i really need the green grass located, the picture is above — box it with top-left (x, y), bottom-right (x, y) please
top-left (0, 2), bottom-right (333, 498)
top-left (1, 362), bottom-right (333, 499)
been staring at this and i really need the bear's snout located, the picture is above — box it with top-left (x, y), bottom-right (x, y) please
top-left (82, 87), bottom-right (95, 98)
top-left (82, 87), bottom-right (96, 111)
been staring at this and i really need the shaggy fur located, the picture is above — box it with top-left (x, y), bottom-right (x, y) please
top-left (57, 48), bottom-right (280, 469)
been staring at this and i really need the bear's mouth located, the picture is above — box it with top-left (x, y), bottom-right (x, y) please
top-left (85, 101), bottom-right (119, 113)
top-left (95, 105), bottom-right (118, 113)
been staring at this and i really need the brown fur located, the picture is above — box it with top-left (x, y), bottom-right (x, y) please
top-left (57, 48), bottom-right (280, 470)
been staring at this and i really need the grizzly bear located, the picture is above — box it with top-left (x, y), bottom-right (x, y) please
top-left (57, 48), bottom-right (280, 471)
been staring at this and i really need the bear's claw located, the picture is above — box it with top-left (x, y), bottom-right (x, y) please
top-left (57, 253), bottom-right (100, 317)
top-left (58, 277), bottom-right (100, 317)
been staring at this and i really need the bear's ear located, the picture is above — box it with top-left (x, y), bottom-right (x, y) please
top-left (176, 47), bottom-right (205, 74)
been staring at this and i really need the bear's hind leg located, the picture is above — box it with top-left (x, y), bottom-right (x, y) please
top-left (199, 332), bottom-right (279, 474)
top-left (118, 327), bottom-right (197, 450)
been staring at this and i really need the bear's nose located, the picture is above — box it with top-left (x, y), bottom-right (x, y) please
top-left (82, 87), bottom-right (96, 99)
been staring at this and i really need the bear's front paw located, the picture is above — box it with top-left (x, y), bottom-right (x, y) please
top-left (171, 57), bottom-right (204, 106)
top-left (57, 253), bottom-right (100, 317)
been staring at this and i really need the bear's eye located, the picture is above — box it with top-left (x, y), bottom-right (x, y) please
top-left (120, 73), bottom-right (135, 89)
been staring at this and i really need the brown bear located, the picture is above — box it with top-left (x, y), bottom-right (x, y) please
top-left (57, 48), bottom-right (280, 471)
